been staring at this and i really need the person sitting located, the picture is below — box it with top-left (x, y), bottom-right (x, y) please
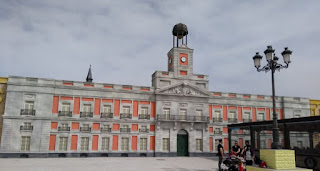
top-left (231, 141), bottom-right (241, 156)
top-left (244, 145), bottom-right (255, 166)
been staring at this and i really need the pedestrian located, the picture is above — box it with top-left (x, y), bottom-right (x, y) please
top-left (244, 145), bottom-right (255, 166)
top-left (217, 139), bottom-right (224, 171)
top-left (241, 140), bottom-right (250, 156)
top-left (231, 141), bottom-right (241, 156)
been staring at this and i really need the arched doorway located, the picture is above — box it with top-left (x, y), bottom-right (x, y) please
top-left (177, 129), bottom-right (189, 156)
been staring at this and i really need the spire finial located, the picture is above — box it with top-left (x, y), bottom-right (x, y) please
top-left (86, 65), bottom-right (93, 82)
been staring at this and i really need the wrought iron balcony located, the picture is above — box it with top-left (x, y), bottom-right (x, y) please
top-left (120, 113), bottom-right (132, 119)
top-left (20, 126), bottom-right (33, 131)
top-left (157, 114), bottom-right (209, 122)
top-left (213, 117), bottom-right (223, 123)
top-left (214, 130), bottom-right (222, 135)
top-left (120, 128), bottom-right (131, 132)
top-left (80, 127), bottom-right (91, 132)
top-left (228, 118), bottom-right (238, 123)
top-left (80, 112), bottom-right (93, 118)
top-left (58, 111), bottom-right (72, 117)
top-left (20, 109), bottom-right (36, 116)
top-left (139, 129), bottom-right (149, 133)
top-left (101, 113), bottom-right (113, 119)
top-left (242, 118), bottom-right (252, 123)
top-left (138, 114), bottom-right (150, 119)
top-left (58, 127), bottom-right (70, 131)
top-left (101, 128), bottom-right (112, 132)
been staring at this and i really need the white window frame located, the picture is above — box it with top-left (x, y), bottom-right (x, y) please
top-left (21, 136), bottom-right (31, 151)
top-left (59, 137), bottom-right (68, 151)
top-left (81, 137), bottom-right (89, 151)
top-left (140, 138), bottom-right (147, 151)
top-left (196, 139), bottom-right (203, 152)
top-left (162, 138), bottom-right (170, 151)
top-left (101, 137), bottom-right (110, 151)
top-left (121, 137), bottom-right (129, 151)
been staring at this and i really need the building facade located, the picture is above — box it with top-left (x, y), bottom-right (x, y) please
top-left (0, 77), bottom-right (8, 145)
top-left (0, 24), bottom-right (311, 158)
top-left (310, 99), bottom-right (320, 148)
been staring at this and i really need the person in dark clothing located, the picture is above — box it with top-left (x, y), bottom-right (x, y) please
top-left (217, 139), bottom-right (224, 171)
top-left (231, 141), bottom-right (241, 156)
top-left (241, 140), bottom-right (250, 156)
top-left (244, 145), bottom-right (255, 165)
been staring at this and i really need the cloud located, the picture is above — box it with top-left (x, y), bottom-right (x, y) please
top-left (0, 0), bottom-right (319, 99)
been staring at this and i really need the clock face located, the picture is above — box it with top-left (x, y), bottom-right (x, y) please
top-left (181, 57), bottom-right (186, 63)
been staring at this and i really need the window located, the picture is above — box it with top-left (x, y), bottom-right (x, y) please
top-left (62, 103), bottom-right (70, 112)
top-left (140, 138), bottom-right (147, 151)
top-left (164, 108), bottom-right (170, 120)
top-left (214, 111), bottom-right (221, 118)
top-left (179, 109), bottom-right (187, 116)
top-left (59, 137), bottom-right (68, 151)
top-left (83, 104), bottom-right (91, 113)
top-left (123, 106), bottom-right (130, 114)
top-left (101, 137), bottom-right (109, 150)
top-left (21, 136), bottom-right (30, 151)
top-left (297, 141), bottom-right (303, 149)
top-left (141, 107), bottom-right (148, 115)
top-left (24, 101), bottom-right (34, 110)
top-left (260, 140), bottom-right (266, 149)
top-left (229, 111), bottom-right (236, 119)
top-left (121, 137), bottom-right (129, 151)
top-left (257, 113), bottom-right (264, 121)
top-left (196, 139), bottom-right (203, 152)
top-left (81, 137), bottom-right (89, 151)
top-left (196, 110), bottom-right (202, 116)
top-left (243, 112), bottom-right (250, 121)
top-left (61, 123), bottom-right (68, 129)
top-left (162, 138), bottom-right (170, 151)
top-left (122, 125), bottom-right (129, 129)
top-left (24, 122), bottom-right (32, 129)
top-left (215, 128), bottom-right (221, 134)
top-left (103, 105), bottom-right (111, 113)
top-left (103, 125), bottom-right (110, 130)
top-left (294, 114), bottom-right (301, 118)
top-left (141, 126), bottom-right (147, 132)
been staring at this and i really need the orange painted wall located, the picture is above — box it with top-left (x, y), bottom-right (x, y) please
top-left (112, 135), bottom-right (118, 151)
top-left (252, 108), bottom-right (257, 122)
top-left (102, 99), bottom-right (113, 103)
top-left (280, 109), bottom-right (284, 119)
top-left (132, 124), bottom-right (138, 131)
top-left (92, 135), bottom-right (98, 151)
top-left (82, 98), bottom-right (94, 101)
top-left (122, 87), bottom-right (132, 90)
top-left (51, 122), bottom-right (58, 129)
top-left (121, 100), bottom-right (132, 104)
top-left (228, 106), bottom-right (237, 110)
top-left (209, 105), bottom-right (212, 120)
top-left (132, 136), bottom-right (137, 151)
top-left (267, 139), bottom-right (272, 149)
top-left (52, 96), bottom-right (59, 114)
top-left (209, 127), bottom-right (213, 133)
top-left (141, 88), bottom-right (150, 91)
top-left (179, 53), bottom-right (188, 65)
top-left (71, 135), bottom-right (78, 150)
top-left (243, 95), bottom-right (250, 98)
top-left (63, 82), bottom-right (73, 86)
top-left (213, 93), bottom-right (221, 96)
top-left (266, 108), bottom-right (270, 120)
top-left (73, 97), bottom-right (80, 114)
top-left (150, 136), bottom-right (155, 150)
top-left (238, 107), bottom-right (242, 121)
top-left (49, 135), bottom-right (56, 151)
top-left (213, 105), bottom-right (222, 109)
top-left (257, 108), bottom-right (265, 111)
top-left (150, 125), bottom-right (155, 131)
top-left (61, 96), bottom-right (73, 100)
top-left (209, 137), bottom-right (213, 151)
top-left (72, 122), bottom-right (79, 130)
top-left (151, 102), bottom-right (156, 118)
top-left (140, 101), bottom-right (150, 105)
top-left (114, 100), bottom-right (120, 116)
top-left (239, 138), bottom-right (243, 148)
top-left (94, 99), bottom-right (101, 115)
top-left (243, 107), bottom-right (251, 111)
top-left (223, 106), bottom-right (227, 121)
top-left (133, 101), bottom-right (138, 117)
top-left (257, 96), bottom-right (264, 99)
top-left (228, 94), bottom-right (236, 98)
top-left (92, 123), bottom-right (100, 130)
top-left (224, 138), bottom-right (229, 151)
top-left (223, 127), bottom-right (228, 134)
top-left (84, 84), bottom-right (94, 87)
top-left (113, 124), bottom-right (120, 131)
top-left (180, 71), bottom-right (187, 75)
top-left (104, 85), bottom-right (113, 89)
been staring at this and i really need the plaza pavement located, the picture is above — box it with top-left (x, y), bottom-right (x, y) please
top-left (0, 157), bottom-right (220, 171)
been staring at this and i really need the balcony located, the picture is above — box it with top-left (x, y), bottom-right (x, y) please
top-left (242, 118), bottom-right (252, 123)
top-left (120, 128), bottom-right (131, 132)
top-left (58, 127), bottom-right (70, 131)
top-left (213, 117), bottom-right (223, 123)
top-left (214, 130), bottom-right (222, 135)
top-left (101, 128), bottom-right (112, 132)
top-left (139, 129), bottom-right (149, 133)
top-left (120, 113), bottom-right (132, 119)
top-left (20, 109), bottom-right (35, 116)
top-left (138, 114), bottom-right (150, 119)
top-left (58, 111), bottom-right (72, 117)
top-left (20, 126), bottom-right (33, 131)
top-left (228, 118), bottom-right (238, 123)
top-left (80, 127), bottom-right (91, 132)
top-left (80, 112), bottom-right (93, 118)
top-left (156, 114), bottom-right (209, 122)
top-left (101, 113), bottom-right (113, 119)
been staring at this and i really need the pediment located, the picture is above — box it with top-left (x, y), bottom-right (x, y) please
top-left (155, 83), bottom-right (210, 97)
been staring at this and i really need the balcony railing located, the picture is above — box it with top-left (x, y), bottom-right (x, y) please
top-left (101, 113), bottom-right (113, 119)
top-left (120, 113), bottom-right (132, 119)
top-left (212, 117), bottom-right (223, 123)
top-left (138, 114), bottom-right (150, 119)
top-left (157, 114), bottom-right (209, 122)
top-left (120, 128), bottom-right (131, 132)
top-left (214, 130), bottom-right (223, 135)
top-left (228, 118), bottom-right (238, 123)
top-left (139, 129), bottom-right (149, 133)
top-left (20, 126), bottom-right (33, 131)
top-left (58, 111), bottom-right (72, 117)
top-left (80, 127), bottom-right (91, 132)
top-left (20, 109), bottom-right (36, 116)
top-left (101, 128), bottom-right (112, 132)
top-left (242, 118), bottom-right (252, 123)
top-left (58, 127), bottom-right (70, 131)
top-left (80, 112), bottom-right (93, 118)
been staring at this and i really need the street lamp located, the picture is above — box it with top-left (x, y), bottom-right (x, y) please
top-left (252, 45), bottom-right (292, 149)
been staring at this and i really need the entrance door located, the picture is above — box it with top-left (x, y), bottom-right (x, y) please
top-left (177, 130), bottom-right (189, 156)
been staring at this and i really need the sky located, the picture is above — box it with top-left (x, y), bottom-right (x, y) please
top-left (0, 0), bottom-right (319, 99)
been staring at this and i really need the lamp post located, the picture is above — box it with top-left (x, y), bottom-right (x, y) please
top-left (252, 46), bottom-right (292, 149)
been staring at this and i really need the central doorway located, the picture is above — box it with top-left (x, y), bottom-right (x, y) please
top-left (177, 129), bottom-right (189, 156)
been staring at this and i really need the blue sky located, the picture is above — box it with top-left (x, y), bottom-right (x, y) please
top-left (0, 0), bottom-right (319, 99)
